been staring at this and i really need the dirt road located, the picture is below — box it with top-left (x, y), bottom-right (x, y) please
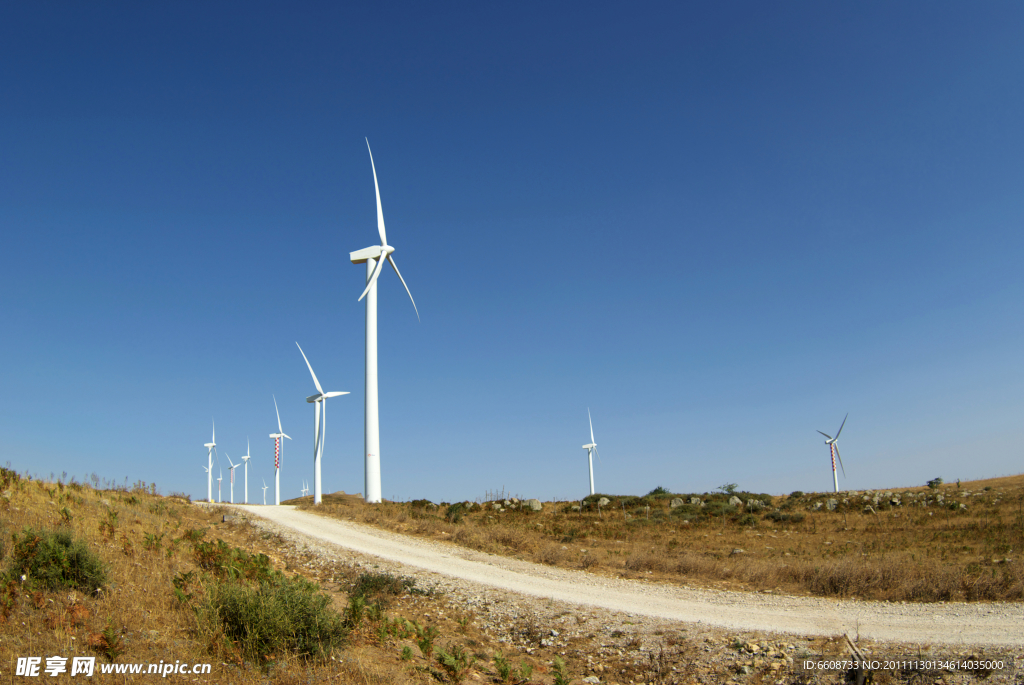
top-left (230, 504), bottom-right (1023, 647)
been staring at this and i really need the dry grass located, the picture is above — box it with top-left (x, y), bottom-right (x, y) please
top-left (300, 474), bottom-right (1024, 603)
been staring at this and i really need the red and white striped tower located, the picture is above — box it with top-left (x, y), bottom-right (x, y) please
top-left (274, 437), bottom-right (281, 505)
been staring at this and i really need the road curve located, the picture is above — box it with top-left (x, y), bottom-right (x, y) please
top-left (228, 504), bottom-right (1023, 648)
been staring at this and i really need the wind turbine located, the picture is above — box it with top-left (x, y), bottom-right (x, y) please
top-left (217, 468), bottom-right (223, 503)
top-left (203, 421), bottom-right (216, 503)
top-left (269, 395), bottom-right (291, 505)
top-left (817, 413), bottom-right (848, 493)
top-left (262, 479), bottom-right (269, 505)
top-left (240, 439), bottom-right (251, 504)
top-left (302, 480), bottom-right (309, 497)
top-left (296, 342), bottom-right (349, 505)
top-left (350, 139), bottom-right (419, 504)
top-left (226, 454), bottom-right (240, 504)
top-left (581, 408), bottom-right (601, 496)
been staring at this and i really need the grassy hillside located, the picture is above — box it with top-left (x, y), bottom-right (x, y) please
top-left (300, 475), bottom-right (1024, 603)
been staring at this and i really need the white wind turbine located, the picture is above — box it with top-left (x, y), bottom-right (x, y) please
top-left (262, 479), bottom-right (269, 505)
top-left (240, 439), bottom-right (251, 504)
top-left (350, 139), bottom-right (419, 504)
top-left (296, 342), bottom-right (349, 505)
top-left (302, 480), bottom-right (309, 497)
top-left (226, 454), bottom-right (240, 504)
top-left (269, 395), bottom-right (291, 505)
top-left (817, 413), bottom-right (848, 493)
top-left (217, 468), bottom-right (223, 503)
top-left (581, 408), bottom-right (601, 496)
top-left (204, 421), bottom-right (216, 503)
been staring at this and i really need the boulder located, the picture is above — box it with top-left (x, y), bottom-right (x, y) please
top-left (729, 496), bottom-right (743, 507)
top-left (525, 498), bottom-right (542, 512)
top-left (492, 503), bottom-right (502, 511)
top-left (670, 498), bottom-right (684, 509)
top-left (688, 496), bottom-right (702, 506)
top-left (825, 499), bottom-right (837, 511)
top-left (597, 497), bottom-right (610, 507)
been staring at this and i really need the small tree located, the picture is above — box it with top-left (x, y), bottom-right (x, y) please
top-left (927, 477), bottom-right (944, 490)
top-left (717, 483), bottom-right (738, 495)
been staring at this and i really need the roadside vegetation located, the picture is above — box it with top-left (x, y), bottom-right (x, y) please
top-left (0, 464), bottom-right (612, 684)
top-left (298, 474), bottom-right (1024, 603)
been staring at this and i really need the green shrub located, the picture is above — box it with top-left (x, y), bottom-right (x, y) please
top-left (738, 514), bottom-right (758, 527)
top-left (7, 528), bottom-right (107, 592)
top-left (704, 501), bottom-right (737, 517)
top-left (193, 539), bottom-right (274, 581)
top-left (435, 643), bottom-right (476, 683)
top-left (552, 655), bottom-right (571, 685)
top-left (765, 511), bottom-right (805, 523)
top-left (646, 486), bottom-right (671, 497)
top-left (202, 573), bottom-right (347, 664)
top-left (445, 502), bottom-right (468, 524)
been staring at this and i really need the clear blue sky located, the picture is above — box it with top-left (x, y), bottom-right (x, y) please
top-left (2, 2), bottom-right (1022, 503)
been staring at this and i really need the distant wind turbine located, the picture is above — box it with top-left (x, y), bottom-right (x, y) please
top-left (262, 479), bottom-right (268, 505)
top-left (302, 480), bottom-right (309, 497)
top-left (581, 408), bottom-right (601, 496)
top-left (296, 342), bottom-right (348, 505)
top-left (204, 421), bottom-right (216, 503)
top-left (226, 454), bottom-right (240, 504)
top-left (817, 413), bottom-right (848, 493)
top-left (240, 439), bottom-right (251, 504)
top-left (269, 395), bottom-right (291, 505)
top-left (217, 468), bottom-right (223, 503)
top-left (350, 139), bottom-right (419, 504)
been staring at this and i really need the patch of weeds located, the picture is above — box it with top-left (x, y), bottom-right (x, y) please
top-left (199, 573), bottom-right (348, 664)
top-left (58, 506), bottom-right (73, 525)
top-left (7, 527), bottom-right (107, 592)
top-left (401, 645), bottom-right (413, 660)
top-left (411, 621), bottom-right (440, 657)
top-left (445, 502), bottom-right (469, 523)
top-left (435, 643), bottom-right (476, 683)
top-left (87, 619), bottom-right (125, 662)
top-left (98, 509), bottom-right (118, 539)
top-left (143, 531), bottom-right (165, 552)
top-left (180, 527), bottom-right (207, 543)
top-left (350, 571), bottom-right (417, 601)
top-left (552, 655), bottom-right (572, 685)
top-left (193, 539), bottom-right (274, 581)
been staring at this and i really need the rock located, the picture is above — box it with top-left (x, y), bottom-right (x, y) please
top-left (689, 497), bottom-right (702, 506)
top-left (222, 515), bottom-right (235, 522)
top-left (747, 499), bottom-right (765, 511)
top-left (550, 629), bottom-right (560, 637)
top-left (492, 503), bottom-right (502, 511)
top-left (526, 498), bottom-right (543, 512)
top-left (862, 506), bottom-right (875, 514)
top-left (583, 677), bottom-right (601, 684)
top-left (731, 548), bottom-right (745, 555)
top-left (571, 505), bottom-right (581, 512)
top-left (101, 498), bottom-right (111, 506)
top-left (598, 497), bottom-right (610, 507)
top-left (511, 498), bottom-right (519, 504)
top-left (728, 496), bottom-right (743, 507)
top-left (670, 498), bottom-right (684, 509)
top-left (811, 502), bottom-right (823, 511)
top-left (825, 498), bottom-right (837, 511)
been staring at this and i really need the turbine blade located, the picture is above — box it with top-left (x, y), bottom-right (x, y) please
top-left (296, 342), bottom-right (325, 395)
top-left (366, 138), bottom-right (387, 246)
top-left (274, 395), bottom-right (283, 434)
top-left (358, 254), bottom-right (386, 302)
top-left (588, 408), bottom-right (595, 444)
top-left (593, 446), bottom-right (602, 463)
top-left (387, 254), bottom-right (420, 321)
top-left (816, 430), bottom-right (832, 440)
top-left (834, 444), bottom-right (846, 477)
top-left (835, 413), bottom-right (848, 439)
top-left (324, 391), bottom-right (349, 398)
top-left (282, 433), bottom-right (292, 440)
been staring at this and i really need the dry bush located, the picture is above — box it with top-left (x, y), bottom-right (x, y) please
top-left (624, 550), bottom-right (669, 573)
top-left (487, 526), bottom-right (529, 551)
top-left (537, 544), bottom-right (565, 566)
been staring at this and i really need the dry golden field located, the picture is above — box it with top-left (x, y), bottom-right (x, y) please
top-left (298, 474), bottom-right (1024, 603)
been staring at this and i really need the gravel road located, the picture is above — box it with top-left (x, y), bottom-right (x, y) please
top-left (229, 504), bottom-right (1023, 648)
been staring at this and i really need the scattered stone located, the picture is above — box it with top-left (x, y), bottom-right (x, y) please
top-left (101, 498), bottom-right (111, 507)
top-left (222, 515), bottom-right (235, 523)
top-left (670, 498), bottom-right (684, 509)
top-left (689, 497), bottom-right (702, 506)
top-left (729, 496), bottom-right (743, 507)
top-left (598, 497), bottom-right (610, 507)
top-left (731, 549), bottom-right (745, 556)
top-left (526, 498), bottom-right (543, 512)
top-left (492, 503), bottom-right (502, 511)
top-left (583, 677), bottom-right (600, 684)
top-left (825, 499), bottom-right (837, 511)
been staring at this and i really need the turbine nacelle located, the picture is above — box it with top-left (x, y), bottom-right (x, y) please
top-left (269, 432), bottom-right (292, 440)
top-left (582, 443), bottom-right (596, 450)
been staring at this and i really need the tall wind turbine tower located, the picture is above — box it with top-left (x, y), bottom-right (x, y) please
top-left (240, 439), bottom-right (251, 504)
top-left (262, 479), bottom-right (268, 505)
top-left (269, 396), bottom-right (291, 505)
top-left (350, 139), bottom-right (419, 503)
top-left (204, 421), bottom-right (216, 503)
top-left (581, 409), bottom-right (601, 496)
top-left (817, 413), bottom-right (848, 493)
top-left (296, 342), bottom-right (349, 505)
top-left (217, 468), bottom-right (223, 503)
top-left (226, 454), bottom-right (239, 504)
